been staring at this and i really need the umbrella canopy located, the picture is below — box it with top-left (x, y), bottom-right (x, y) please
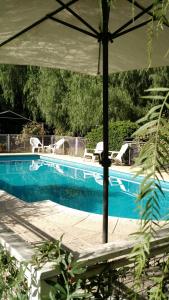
top-left (0, 0), bottom-right (169, 243)
top-left (0, 0), bottom-right (168, 73)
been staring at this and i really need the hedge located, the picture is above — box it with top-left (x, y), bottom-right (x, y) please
top-left (85, 120), bottom-right (138, 151)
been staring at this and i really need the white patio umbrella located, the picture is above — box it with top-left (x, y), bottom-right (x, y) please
top-left (0, 0), bottom-right (169, 243)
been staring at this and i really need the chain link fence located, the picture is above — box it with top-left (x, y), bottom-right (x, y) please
top-left (0, 134), bottom-right (86, 157)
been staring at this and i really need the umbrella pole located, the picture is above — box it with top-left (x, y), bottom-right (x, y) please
top-left (102, 0), bottom-right (110, 243)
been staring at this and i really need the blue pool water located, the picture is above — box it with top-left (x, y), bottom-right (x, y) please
top-left (0, 155), bottom-right (169, 219)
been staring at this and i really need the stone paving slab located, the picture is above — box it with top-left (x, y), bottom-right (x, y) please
top-left (0, 189), bottom-right (140, 254)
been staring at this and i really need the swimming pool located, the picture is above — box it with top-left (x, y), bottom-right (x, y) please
top-left (0, 154), bottom-right (168, 220)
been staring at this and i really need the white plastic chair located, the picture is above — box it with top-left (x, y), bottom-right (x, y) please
top-left (44, 138), bottom-right (65, 154)
top-left (30, 137), bottom-right (43, 153)
top-left (93, 141), bottom-right (104, 161)
top-left (94, 142), bottom-right (103, 153)
top-left (84, 141), bottom-right (103, 161)
top-left (110, 143), bottom-right (129, 165)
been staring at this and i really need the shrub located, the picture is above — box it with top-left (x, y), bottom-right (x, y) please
top-left (85, 120), bottom-right (138, 150)
top-left (20, 121), bottom-right (45, 142)
top-left (0, 245), bottom-right (28, 299)
top-left (0, 143), bottom-right (6, 153)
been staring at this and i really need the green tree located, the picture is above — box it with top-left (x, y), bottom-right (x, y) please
top-left (1, 63), bottom-right (169, 136)
top-left (23, 66), bottom-right (41, 120)
top-left (67, 74), bottom-right (102, 136)
top-left (36, 68), bottom-right (70, 133)
top-left (150, 66), bottom-right (169, 88)
top-left (108, 86), bottom-right (135, 121)
top-left (0, 64), bottom-right (27, 113)
top-left (109, 69), bottom-right (151, 106)
top-left (0, 64), bottom-right (33, 133)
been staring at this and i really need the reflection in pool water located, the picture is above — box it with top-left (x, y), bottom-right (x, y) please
top-left (0, 157), bottom-right (168, 220)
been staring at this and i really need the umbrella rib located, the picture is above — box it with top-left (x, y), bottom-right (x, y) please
top-left (127, 0), bottom-right (169, 28)
top-left (111, 3), bottom-right (154, 36)
top-left (0, 0), bottom-right (78, 48)
top-left (55, 0), bottom-right (99, 36)
top-left (97, 41), bottom-right (101, 75)
top-left (49, 16), bottom-right (98, 39)
top-left (112, 19), bottom-right (152, 39)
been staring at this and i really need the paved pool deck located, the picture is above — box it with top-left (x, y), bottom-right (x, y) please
top-left (0, 152), bottom-right (168, 256)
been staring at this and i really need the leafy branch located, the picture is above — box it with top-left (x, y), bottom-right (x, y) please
top-left (131, 87), bottom-right (169, 295)
top-left (0, 245), bottom-right (28, 300)
top-left (32, 239), bottom-right (121, 299)
top-left (145, 0), bottom-right (169, 67)
top-left (32, 239), bottom-right (90, 300)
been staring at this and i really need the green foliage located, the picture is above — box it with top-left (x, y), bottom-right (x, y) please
top-left (143, 0), bottom-right (169, 68)
top-left (108, 86), bottom-right (135, 121)
top-left (131, 87), bottom-right (169, 296)
top-left (0, 64), bottom-right (27, 109)
top-left (0, 143), bottom-right (6, 153)
top-left (32, 239), bottom-right (90, 300)
top-left (67, 74), bottom-right (102, 136)
top-left (0, 238), bottom-right (121, 300)
top-left (0, 245), bottom-right (28, 300)
top-left (109, 69), bottom-right (151, 109)
top-left (150, 67), bottom-right (169, 90)
top-left (36, 68), bottom-right (70, 133)
top-left (20, 121), bottom-right (45, 142)
top-left (80, 268), bottom-right (120, 300)
top-left (23, 66), bottom-right (41, 120)
top-left (149, 258), bottom-right (169, 300)
top-left (32, 239), bottom-right (123, 300)
top-left (85, 120), bottom-right (138, 150)
top-left (1, 64), bottom-right (169, 135)
top-left (0, 240), bottom-right (120, 300)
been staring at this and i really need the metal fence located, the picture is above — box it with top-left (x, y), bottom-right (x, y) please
top-left (0, 134), bottom-right (86, 157)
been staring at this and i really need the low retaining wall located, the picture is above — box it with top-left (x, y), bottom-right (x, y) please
top-left (0, 221), bottom-right (169, 299)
